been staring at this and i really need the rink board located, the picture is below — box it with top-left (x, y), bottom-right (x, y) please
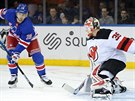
top-left (0, 26), bottom-right (135, 69)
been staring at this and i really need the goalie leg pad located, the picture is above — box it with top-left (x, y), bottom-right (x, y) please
top-left (90, 65), bottom-right (113, 99)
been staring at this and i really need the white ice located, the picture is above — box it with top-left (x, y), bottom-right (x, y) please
top-left (0, 65), bottom-right (135, 101)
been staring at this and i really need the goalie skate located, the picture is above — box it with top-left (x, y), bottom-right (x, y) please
top-left (40, 75), bottom-right (52, 85)
top-left (91, 88), bottom-right (112, 101)
top-left (8, 75), bottom-right (18, 88)
top-left (91, 78), bottom-right (113, 101)
top-left (112, 77), bottom-right (127, 94)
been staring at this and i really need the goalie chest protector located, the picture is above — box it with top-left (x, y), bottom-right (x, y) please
top-left (87, 29), bottom-right (126, 65)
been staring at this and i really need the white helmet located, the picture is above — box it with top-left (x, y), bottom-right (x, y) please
top-left (84, 17), bottom-right (100, 38)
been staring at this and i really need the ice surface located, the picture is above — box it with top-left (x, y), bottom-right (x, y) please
top-left (0, 65), bottom-right (135, 101)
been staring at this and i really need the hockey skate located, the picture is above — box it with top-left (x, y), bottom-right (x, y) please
top-left (8, 75), bottom-right (18, 88)
top-left (112, 77), bottom-right (127, 94)
top-left (91, 78), bottom-right (113, 100)
top-left (40, 75), bottom-right (52, 85)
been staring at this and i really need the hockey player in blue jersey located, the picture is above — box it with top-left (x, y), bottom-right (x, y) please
top-left (0, 3), bottom-right (52, 88)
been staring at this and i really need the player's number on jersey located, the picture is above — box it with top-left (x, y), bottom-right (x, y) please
top-left (112, 32), bottom-right (121, 41)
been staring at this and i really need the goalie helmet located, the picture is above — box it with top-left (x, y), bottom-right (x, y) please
top-left (84, 17), bottom-right (100, 38)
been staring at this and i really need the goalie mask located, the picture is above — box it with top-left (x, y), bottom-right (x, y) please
top-left (0, 29), bottom-right (8, 50)
top-left (84, 17), bottom-right (100, 39)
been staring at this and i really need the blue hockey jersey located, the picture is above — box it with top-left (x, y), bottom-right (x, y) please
top-left (0, 8), bottom-right (37, 53)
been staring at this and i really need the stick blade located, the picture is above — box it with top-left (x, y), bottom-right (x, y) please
top-left (62, 83), bottom-right (75, 94)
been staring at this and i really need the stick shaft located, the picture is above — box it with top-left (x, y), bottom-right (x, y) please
top-left (0, 40), bottom-right (33, 88)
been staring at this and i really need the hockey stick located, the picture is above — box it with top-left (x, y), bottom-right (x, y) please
top-left (0, 40), bottom-right (34, 88)
top-left (62, 79), bottom-right (85, 95)
top-left (62, 74), bottom-right (92, 95)
top-left (62, 56), bottom-right (94, 94)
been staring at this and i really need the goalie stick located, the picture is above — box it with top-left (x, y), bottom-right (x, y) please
top-left (62, 79), bottom-right (85, 95)
top-left (0, 40), bottom-right (34, 88)
top-left (62, 74), bottom-right (92, 95)
top-left (62, 56), bottom-right (94, 95)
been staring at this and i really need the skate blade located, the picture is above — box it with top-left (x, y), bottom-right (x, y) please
top-left (9, 84), bottom-right (17, 88)
top-left (92, 94), bottom-right (112, 101)
top-left (41, 81), bottom-right (53, 87)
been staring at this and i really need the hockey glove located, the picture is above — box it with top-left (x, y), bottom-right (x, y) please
top-left (11, 52), bottom-right (20, 63)
top-left (0, 29), bottom-right (8, 50)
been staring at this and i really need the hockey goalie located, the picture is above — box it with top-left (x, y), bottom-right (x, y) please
top-left (84, 17), bottom-right (135, 100)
